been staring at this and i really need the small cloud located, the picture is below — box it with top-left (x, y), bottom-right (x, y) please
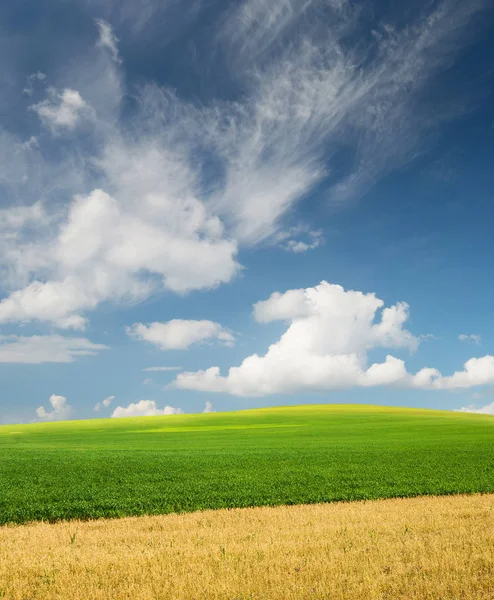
top-left (31, 88), bottom-right (93, 132)
top-left (23, 72), bottom-right (46, 96)
top-left (96, 19), bottom-right (121, 64)
top-left (469, 387), bottom-right (494, 402)
top-left (203, 401), bottom-right (215, 413)
top-left (283, 230), bottom-right (324, 254)
top-left (459, 334), bottom-right (481, 345)
top-left (111, 400), bottom-right (184, 418)
top-left (420, 334), bottom-right (439, 342)
top-left (143, 366), bottom-right (183, 372)
top-left (127, 320), bottom-right (235, 350)
top-left (103, 396), bottom-right (115, 407)
top-left (36, 395), bottom-right (72, 421)
top-left (0, 202), bottom-right (47, 230)
top-left (143, 378), bottom-right (153, 385)
top-left (457, 402), bottom-right (494, 415)
top-left (94, 395), bottom-right (115, 412)
top-left (19, 136), bottom-right (39, 152)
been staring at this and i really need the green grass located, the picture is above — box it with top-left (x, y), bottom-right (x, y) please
top-left (1, 404), bottom-right (494, 525)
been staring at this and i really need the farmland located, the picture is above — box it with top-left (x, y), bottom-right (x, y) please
top-left (1, 405), bottom-right (494, 525)
top-left (1, 494), bottom-right (493, 599)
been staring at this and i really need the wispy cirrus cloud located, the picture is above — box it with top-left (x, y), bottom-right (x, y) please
top-left (96, 19), bottom-right (121, 63)
top-left (0, 334), bottom-right (108, 364)
top-left (83, 0), bottom-right (202, 37)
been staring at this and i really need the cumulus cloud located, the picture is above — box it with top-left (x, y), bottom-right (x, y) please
top-left (457, 402), bottom-right (494, 415)
top-left (96, 20), bottom-right (121, 63)
top-left (253, 282), bottom-right (418, 352)
top-left (426, 356), bottom-right (494, 390)
top-left (127, 319), bottom-right (235, 350)
top-left (203, 401), bottom-right (215, 413)
top-left (0, 189), bottom-right (239, 328)
top-left (111, 400), bottom-right (184, 418)
top-left (36, 394), bottom-right (72, 421)
top-left (31, 88), bottom-right (93, 131)
top-left (94, 395), bottom-right (115, 412)
top-left (174, 281), bottom-right (494, 396)
top-left (0, 334), bottom-right (108, 364)
top-left (459, 334), bottom-right (482, 345)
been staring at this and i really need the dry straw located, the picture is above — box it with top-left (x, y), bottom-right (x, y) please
top-left (1, 493), bottom-right (493, 599)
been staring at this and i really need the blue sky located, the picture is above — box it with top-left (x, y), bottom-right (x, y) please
top-left (1, 0), bottom-right (494, 423)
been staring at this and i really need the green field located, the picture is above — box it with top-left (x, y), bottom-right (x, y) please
top-left (1, 405), bottom-right (493, 525)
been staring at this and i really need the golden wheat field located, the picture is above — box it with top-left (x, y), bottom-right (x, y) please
top-left (1, 494), bottom-right (493, 600)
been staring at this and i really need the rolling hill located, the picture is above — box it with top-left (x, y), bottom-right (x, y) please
top-left (1, 404), bottom-right (493, 524)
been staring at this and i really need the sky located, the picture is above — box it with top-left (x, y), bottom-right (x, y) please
top-left (1, 0), bottom-right (494, 424)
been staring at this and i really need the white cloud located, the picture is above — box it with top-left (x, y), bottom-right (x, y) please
top-left (36, 394), bottom-right (72, 421)
top-left (143, 378), bottom-right (153, 385)
top-left (84, 0), bottom-right (192, 37)
top-left (459, 334), bottom-right (482, 345)
top-left (94, 395), bottom-right (115, 412)
top-left (0, 189), bottom-right (239, 328)
top-left (253, 282), bottom-right (418, 352)
top-left (111, 400), bottom-right (184, 418)
top-left (425, 356), bottom-right (494, 390)
top-left (469, 387), bottom-right (494, 402)
top-left (0, 5), bottom-right (489, 329)
top-left (0, 334), bottom-right (108, 364)
top-left (127, 319), bottom-right (235, 350)
top-left (220, 0), bottom-right (318, 61)
top-left (19, 136), bottom-right (39, 152)
top-left (284, 230), bottom-right (323, 253)
top-left (203, 400), bottom-right (215, 413)
top-left (174, 281), bottom-right (494, 396)
top-left (285, 240), bottom-right (319, 254)
top-left (215, 0), bottom-right (489, 228)
top-left (457, 402), bottom-right (494, 415)
top-left (31, 88), bottom-right (93, 131)
top-left (23, 71), bottom-right (46, 96)
top-left (96, 20), bottom-right (121, 63)
top-left (420, 334), bottom-right (438, 342)
top-left (0, 202), bottom-right (47, 230)
top-left (143, 366), bottom-right (183, 372)
top-left (103, 395), bottom-right (115, 407)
